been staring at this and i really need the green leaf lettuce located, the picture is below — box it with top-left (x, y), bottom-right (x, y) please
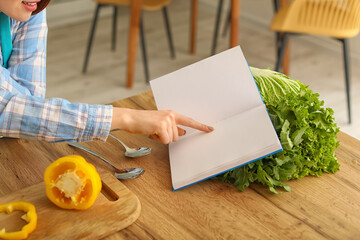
top-left (216, 67), bottom-right (340, 193)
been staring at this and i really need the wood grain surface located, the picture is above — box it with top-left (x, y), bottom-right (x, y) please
top-left (0, 171), bottom-right (140, 239)
top-left (0, 91), bottom-right (359, 239)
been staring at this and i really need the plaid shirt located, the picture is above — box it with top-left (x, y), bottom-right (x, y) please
top-left (0, 11), bottom-right (113, 142)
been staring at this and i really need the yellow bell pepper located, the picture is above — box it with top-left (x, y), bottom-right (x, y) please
top-left (0, 201), bottom-right (37, 240)
top-left (44, 155), bottom-right (102, 210)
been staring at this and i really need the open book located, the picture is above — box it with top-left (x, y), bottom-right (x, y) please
top-left (150, 46), bottom-right (282, 191)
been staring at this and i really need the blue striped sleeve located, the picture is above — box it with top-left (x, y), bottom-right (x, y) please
top-left (0, 90), bottom-right (113, 142)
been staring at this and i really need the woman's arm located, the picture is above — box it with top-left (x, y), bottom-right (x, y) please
top-left (0, 89), bottom-right (212, 143)
top-left (0, 88), bottom-right (113, 142)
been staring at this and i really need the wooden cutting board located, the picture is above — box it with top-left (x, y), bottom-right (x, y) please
top-left (0, 171), bottom-right (141, 239)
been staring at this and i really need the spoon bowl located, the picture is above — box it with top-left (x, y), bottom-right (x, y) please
top-left (67, 142), bottom-right (145, 179)
top-left (109, 133), bottom-right (151, 158)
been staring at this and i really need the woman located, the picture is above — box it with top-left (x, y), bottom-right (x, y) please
top-left (0, 0), bottom-right (213, 144)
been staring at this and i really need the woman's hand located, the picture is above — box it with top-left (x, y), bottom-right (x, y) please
top-left (111, 108), bottom-right (213, 144)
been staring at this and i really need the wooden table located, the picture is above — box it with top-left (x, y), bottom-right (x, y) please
top-left (1, 91), bottom-right (359, 239)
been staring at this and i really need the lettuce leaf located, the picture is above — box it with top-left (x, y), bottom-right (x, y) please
top-left (216, 67), bottom-right (340, 193)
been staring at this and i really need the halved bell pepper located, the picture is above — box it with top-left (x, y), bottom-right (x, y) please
top-left (44, 155), bottom-right (102, 210)
top-left (0, 201), bottom-right (37, 240)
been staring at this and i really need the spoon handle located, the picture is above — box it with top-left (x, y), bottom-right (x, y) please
top-left (109, 133), bottom-right (131, 151)
top-left (67, 142), bottom-right (119, 171)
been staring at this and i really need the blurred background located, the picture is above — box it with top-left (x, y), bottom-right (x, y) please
top-left (45, 0), bottom-right (360, 139)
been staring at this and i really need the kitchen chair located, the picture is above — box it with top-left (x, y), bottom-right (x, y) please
top-left (211, 0), bottom-right (291, 75)
top-left (211, 0), bottom-right (284, 55)
top-left (83, 0), bottom-right (175, 84)
top-left (211, 0), bottom-right (229, 56)
top-left (190, 0), bottom-right (239, 55)
top-left (270, 0), bottom-right (360, 124)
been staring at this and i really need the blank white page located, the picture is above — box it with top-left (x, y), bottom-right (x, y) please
top-left (150, 46), bottom-right (264, 134)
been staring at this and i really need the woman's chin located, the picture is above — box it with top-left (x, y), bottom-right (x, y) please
top-left (12, 11), bottom-right (32, 22)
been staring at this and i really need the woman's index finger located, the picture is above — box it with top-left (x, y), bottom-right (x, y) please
top-left (174, 113), bottom-right (214, 133)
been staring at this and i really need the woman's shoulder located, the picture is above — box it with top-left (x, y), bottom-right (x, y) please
top-left (11, 10), bottom-right (47, 36)
top-left (11, 10), bottom-right (47, 30)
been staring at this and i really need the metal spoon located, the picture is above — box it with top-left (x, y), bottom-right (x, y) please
top-left (109, 133), bottom-right (151, 158)
top-left (67, 142), bottom-right (144, 179)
